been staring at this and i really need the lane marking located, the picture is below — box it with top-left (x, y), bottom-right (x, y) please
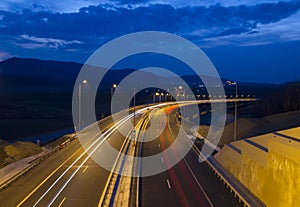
top-left (16, 146), bottom-right (82, 207)
top-left (99, 113), bottom-right (151, 207)
top-left (82, 166), bottom-right (88, 173)
top-left (183, 159), bottom-right (214, 207)
top-left (46, 115), bottom-right (136, 207)
top-left (161, 157), bottom-right (164, 163)
top-left (166, 179), bottom-right (171, 189)
top-left (97, 125), bottom-right (141, 207)
top-left (167, 107), bottom-right (214, 207)
top-left (34, 114), bottom-right (135, 207)
top-left (17, 122), bottom-right (116, 207)
top-left (58, 197), bottom-right (66, 207)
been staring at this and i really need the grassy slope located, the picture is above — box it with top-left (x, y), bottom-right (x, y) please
top-left (0, 139), bottom-right (42, 168)
top-left (198, 110), bottom-right (300, 146)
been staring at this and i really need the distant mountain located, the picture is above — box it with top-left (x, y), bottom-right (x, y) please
top-left (0, 57), bottom-right (220, 93)
top-left (0, 57), bottom-right (164, 92)
top-left (1, 57), bottom-right (279, 96)
top-left (0, 57), bottom-right (82, 80)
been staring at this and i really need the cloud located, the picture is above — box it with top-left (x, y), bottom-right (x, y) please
top-left (0, 51), bottom-right (11, 61)
top-left (0, 1), bottom-right (299, 51)
top-left (191, 7), bottom-right (300, 48)
top-left (0, 0), bottom-right (297, 13)
top-left (15, 35), bottom-right (83, 49)
top-left (111, 0), bottom-right (150, 5)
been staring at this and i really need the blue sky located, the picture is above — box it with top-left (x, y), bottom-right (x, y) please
top-left (0, 0), bottom-right (299, 83)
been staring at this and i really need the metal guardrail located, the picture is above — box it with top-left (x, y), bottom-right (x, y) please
top-left (0, 136), bottom-right (76, 192)
top-left (98, 132), bottom-right (133, 206)
top-left (184, 131), bottom-right (266, 207)
top-left (206, 156), bottom-right (266, 207)
top-left (130, 116), bottom-right (149, 207)
top-left (100, 112), bottom-right (151, 207)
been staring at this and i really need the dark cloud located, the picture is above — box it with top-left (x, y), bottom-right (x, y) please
top-left (0, 1), bottom-right (299, 43)
top-left (0, 1), bottom-right (299, 82)
top-left (110, 0), bottom-right (150, 5)
top-left (0, 1), bottom-right (299, 62)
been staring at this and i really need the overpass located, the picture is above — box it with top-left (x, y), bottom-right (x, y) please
top-left (0, 100), bottom-right (263, 207)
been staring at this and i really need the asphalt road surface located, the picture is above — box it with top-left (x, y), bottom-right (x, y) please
top-left (140, 106), bottom-right (242, 207)
top-left (0, 103), bottom-right (244, 207)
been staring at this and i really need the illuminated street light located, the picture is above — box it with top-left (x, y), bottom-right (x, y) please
top-left (160, 93), bottom-right (164, 102)
top-left (153, 92), bottom-right (160, 103)
top-left (232, 81), bottom-right (238, 141)
top-left (111, 83), bottom-right (117, 99)
top-left (79, 80), bottom-right (88, 131)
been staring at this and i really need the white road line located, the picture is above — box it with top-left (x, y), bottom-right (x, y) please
top-left (166, 106), bottom-right (213, 207)
top-left (58, 197), bottom-right (66, 207)
top-left (16, 146), bottom-right (82, 207)
top-left (82, 166), bottom-right (88, 173)
top-left (32, 114), bottom-right (134, 207)
top-left (183, 158), bottom-right (214, 207)
top-left (47, 129), bottom-right (119, 207)
top-left (166, 179), bottom-right (171, 189)
top-left (161, 157), bottom-right (164, 163)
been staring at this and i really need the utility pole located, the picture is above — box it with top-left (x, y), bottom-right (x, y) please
top-left (134, 88), bottom-right (136, 129)
top-left (79, 80), bottom-right (87, 131)
top-left (234, 82), bottom-right (238, 141)
top-left (79, 83), bottom-right (81, 131)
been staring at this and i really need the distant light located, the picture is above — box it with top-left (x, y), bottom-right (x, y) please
top-left (161, 93), bottom-right (164, 96)
top-left (179, 86), bottom-right (183, 90)
top-left (113, 83), bottom-right (117, 88)
top-left (82, 80), bottom-right (87, 84)
top-left (155, 92), bottom-right (160, 96)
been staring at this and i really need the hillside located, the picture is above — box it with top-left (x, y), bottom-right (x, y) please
top-left (198, 110), bottom-right (300, 146)
top-left (0, 139), bottom-right (42, 168)
top-left (0, 57), bottom-right (298, 142)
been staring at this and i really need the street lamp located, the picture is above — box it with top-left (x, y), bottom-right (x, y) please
top-left (79, 80), bottom-right (87, 131)
top-left (111, 83), bottom-right (117, 99)
top-left (160, 92), bottom-right (164, 102)
top-left (178, 86), bottom-right (184, 101)
top-left (154, 92), bottom-right (160, 103)
top-left (133, 88), bottom-right (136, 129)
top-left (232, 82), bottom-right (238, 141)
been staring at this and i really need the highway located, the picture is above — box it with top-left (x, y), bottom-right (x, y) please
top-left (0, 101), bottom-right (248, 207)
top-left (139, 106), bottom-right (242, 207)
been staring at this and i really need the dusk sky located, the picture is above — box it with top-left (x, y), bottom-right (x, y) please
top-left (0, 0), bottom-right (300, 83)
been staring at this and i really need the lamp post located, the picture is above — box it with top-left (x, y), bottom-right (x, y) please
top-left (154, 92), bottom-right (160, 103)
top-left (233, 82), bottom-right (238, 141)
top-left (178, 86), bottom-right (183, 101)
top-left (133, 88), bottom-right (136, 129)
top-left (79, 80), bottom-right (87, 131)
top-left (153, 93), bottom-right (155, 103)
top-left (111, 83), bottom-right (117, 99)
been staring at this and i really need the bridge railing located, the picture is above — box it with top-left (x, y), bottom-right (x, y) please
top-left (183, 130), bottom-right (266, 207)
top-left (0, 135), bottom-right (77, 192)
